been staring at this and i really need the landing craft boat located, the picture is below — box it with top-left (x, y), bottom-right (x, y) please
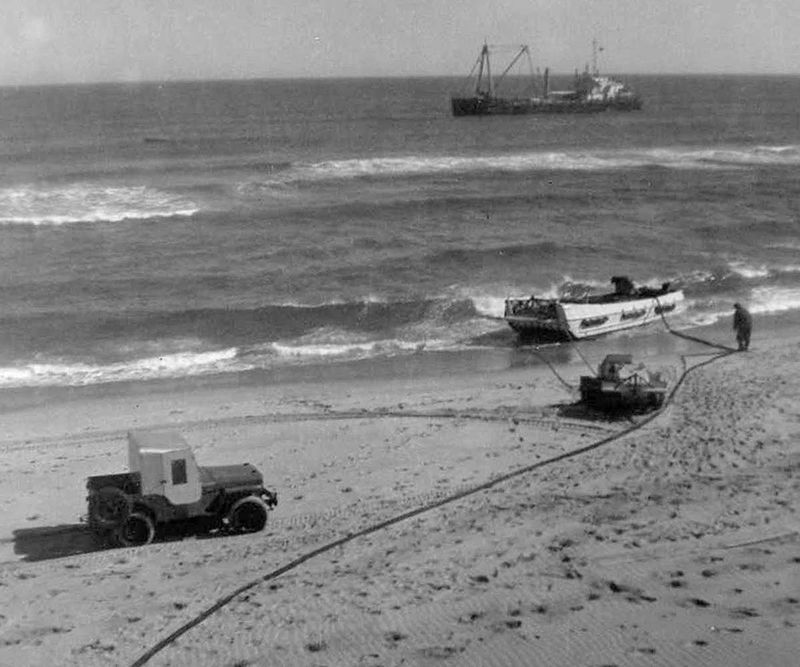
top-left (504, 276), bottom-right (684, 341)
top-left (451, 41), bottom-right (642, 116)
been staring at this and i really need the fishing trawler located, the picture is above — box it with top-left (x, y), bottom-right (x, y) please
top-left (451, 41), bottom-right (642, 116)
top-left (504, 277), bottom-right (684, 341)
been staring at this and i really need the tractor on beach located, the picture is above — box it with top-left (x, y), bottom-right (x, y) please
top-left (579, 353), bottom-right (668, 413)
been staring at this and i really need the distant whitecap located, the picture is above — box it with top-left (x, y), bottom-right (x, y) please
top-left (0, 184), bottom-right (199, 225)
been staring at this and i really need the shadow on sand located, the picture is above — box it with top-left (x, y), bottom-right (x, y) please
top-left (11, 524), bottom-right (107, 562)
top-left (11, 521), bottom-right (234, 562)
top-left (555, 400), bottom-right (637, 424)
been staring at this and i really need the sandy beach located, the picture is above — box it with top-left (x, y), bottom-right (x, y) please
top-left (1, 331), bottom-right (799, 667)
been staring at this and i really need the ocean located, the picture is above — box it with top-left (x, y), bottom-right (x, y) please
top-left (1, 74), bottom-right (799, 394)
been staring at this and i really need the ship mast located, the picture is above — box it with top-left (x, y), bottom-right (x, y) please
top-left (474, 43), bottom-right (493, 96)
top-left (591, 38), bottom-right (603, 76)
top-left (484, 43), bottom-right (492, 97)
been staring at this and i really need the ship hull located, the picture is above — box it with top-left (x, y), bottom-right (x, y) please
top-left (451, 96), bottom-right (642, 117)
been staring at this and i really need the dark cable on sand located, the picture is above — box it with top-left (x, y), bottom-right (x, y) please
top-left (529, 345), bottom-right (577, 391)
top-left (130, 315), bottom-right (735, 667)
top-left (655, 296), bottom-right (738, 353)
top-left (569, 340), bottom-right (600, 375)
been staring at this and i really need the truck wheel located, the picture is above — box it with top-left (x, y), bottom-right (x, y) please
top-left (89, 487), bottom-right (131, 528)
top-left (228, 496), bottom-right (269, 533)
top-left (114, 512), bottom-right (155, 547)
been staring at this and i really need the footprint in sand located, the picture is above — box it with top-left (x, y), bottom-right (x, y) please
top-left (458, 611), bottom-right (485, 624)
top-left (418, 645), bottom-right (464, 658)
top-left (729, 606), bottom-right (760, 619)
top-left (685, 597), bottom-right (711, 608)
top-left (304, 640), bottom-right (328, 653)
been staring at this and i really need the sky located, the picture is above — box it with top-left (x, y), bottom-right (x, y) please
top-left (2, 0), bottom-right (800, 86)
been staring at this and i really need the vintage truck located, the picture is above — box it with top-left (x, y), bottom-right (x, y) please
top-left (86, 430), bottom-right (278, 546)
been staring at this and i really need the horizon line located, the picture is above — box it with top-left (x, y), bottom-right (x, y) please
top-left (2, 70), bottom-right (800, 90)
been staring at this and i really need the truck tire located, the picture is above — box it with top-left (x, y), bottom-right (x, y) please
top-left (228, 496), bottom-right (269, 533)
top-left (89, 487), bottom-right (131, 528)
top-left (114, 512), bottom-right (155, 547)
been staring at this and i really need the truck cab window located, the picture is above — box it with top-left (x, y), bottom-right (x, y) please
top-left (171, 458), bottom-right (187, 485)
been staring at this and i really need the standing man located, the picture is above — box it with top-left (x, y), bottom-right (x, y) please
top-left (733, 303), bottom-right (752, 351)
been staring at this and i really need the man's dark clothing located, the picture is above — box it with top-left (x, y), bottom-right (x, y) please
top-left (733, 305), bottom-right (752, 351)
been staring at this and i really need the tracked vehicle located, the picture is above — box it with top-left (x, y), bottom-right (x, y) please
top-left (579, 354), bottom-right (668, 413)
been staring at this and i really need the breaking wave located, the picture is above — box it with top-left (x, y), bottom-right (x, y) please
top-left (242, 144), bottom-right (800, 187)
top-left (0, 184), bottom-right (199, 225)
top-left (748, 286), bottom-right (800, 314)
top-left (2, 266), bottom-right (799, 389)
top-left (0, 348), bottom-right (239, 388)
top-left (728, 260), bottom-right (771, 279)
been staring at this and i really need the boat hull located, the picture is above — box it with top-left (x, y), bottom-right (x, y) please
top-left (504, 290), bottom-right (684, 341)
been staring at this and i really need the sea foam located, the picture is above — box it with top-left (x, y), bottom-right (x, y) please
top-left (749, 286), bottom-right (800, 314)
top-left (0, 348), bottom-right (239, 388)
top-left (0, 184), bottom-right (199, 225)
top-left (249, 144), bottom-right (800, 186)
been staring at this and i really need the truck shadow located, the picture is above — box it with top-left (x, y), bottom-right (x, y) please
top-left (12, 522), bottom-right (233, 562)
top-left (12, 524), bottom-right (106, 562)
